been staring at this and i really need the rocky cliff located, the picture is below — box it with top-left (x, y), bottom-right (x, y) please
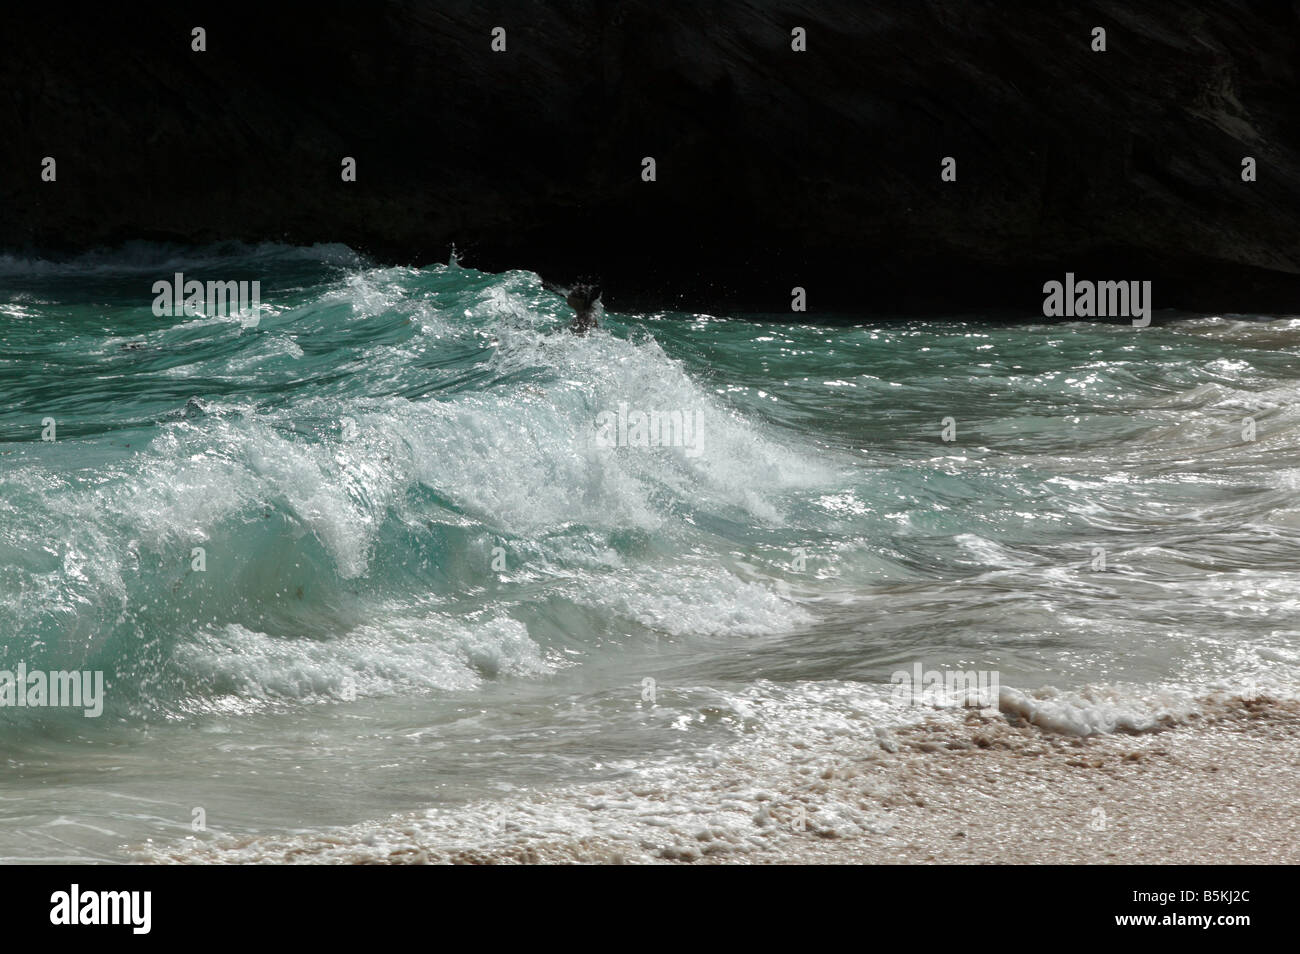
top-left (5, 1), bottom-right (1300, 313)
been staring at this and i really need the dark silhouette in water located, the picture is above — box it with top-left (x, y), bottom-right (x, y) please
top-left (565, 284), bottom-right (601, 335)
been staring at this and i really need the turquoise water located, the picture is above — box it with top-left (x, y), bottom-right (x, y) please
top-left (1, 243), bottom-right (1297, 862)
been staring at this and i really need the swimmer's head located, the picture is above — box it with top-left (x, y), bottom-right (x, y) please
top-left (566, 284), bottom-right (601, 314)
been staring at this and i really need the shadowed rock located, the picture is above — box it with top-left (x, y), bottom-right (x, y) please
top-left (4, 2), bottom-right (1300, 313)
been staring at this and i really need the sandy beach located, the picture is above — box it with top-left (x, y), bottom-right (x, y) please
top-left (138, 694), bottom-right (1299, 865)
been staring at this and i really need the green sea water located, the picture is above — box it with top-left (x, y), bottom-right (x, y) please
top-left (1, 242), bottom-right (1297, 861)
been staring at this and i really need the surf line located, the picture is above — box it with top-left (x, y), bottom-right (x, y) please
top-left (1042, 272), bottom-right (1151, 326)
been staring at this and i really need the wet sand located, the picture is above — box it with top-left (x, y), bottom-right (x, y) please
top-left (140, 695), bottom-right (1300, 864)
top-left (744, 695), bottom-right (1300, 865)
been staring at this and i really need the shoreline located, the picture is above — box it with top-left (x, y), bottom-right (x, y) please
top-left (138, 695), bottom-right (1300, 865)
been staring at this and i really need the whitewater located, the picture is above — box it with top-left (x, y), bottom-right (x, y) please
top-left (1, 242), bottom-right (1297, 862)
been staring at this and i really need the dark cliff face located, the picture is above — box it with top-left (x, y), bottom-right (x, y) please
top-left (5, 1), bottom-right (1300, 314)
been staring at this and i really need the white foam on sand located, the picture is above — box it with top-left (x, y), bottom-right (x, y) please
top-left (132, 681), bottom-right (1297, 865)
